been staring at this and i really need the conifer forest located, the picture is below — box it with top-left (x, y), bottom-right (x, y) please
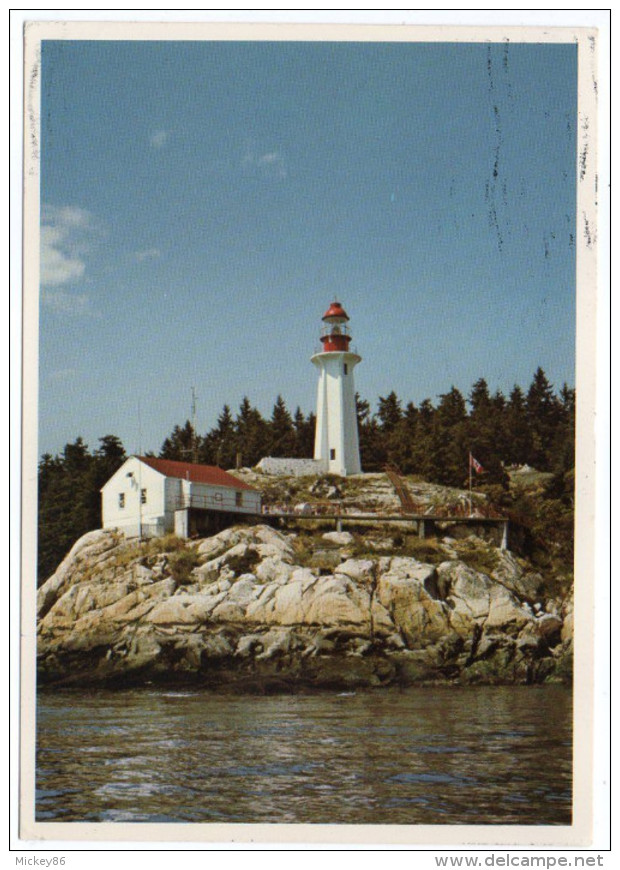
top-left (37, 368), bottom-right (575, 585)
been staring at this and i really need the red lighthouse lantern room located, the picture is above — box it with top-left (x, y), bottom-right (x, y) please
top-left (319, 301), bottom-right (352, 352)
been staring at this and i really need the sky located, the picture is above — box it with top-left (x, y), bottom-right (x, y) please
top-left (38, 38), bottom-right (577, 458)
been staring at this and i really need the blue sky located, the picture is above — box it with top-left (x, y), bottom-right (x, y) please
top-left (39, 39), bottom-right (577, 458)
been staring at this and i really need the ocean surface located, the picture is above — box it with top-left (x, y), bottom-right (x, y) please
top-left (36, 684), bottom-right (572, 825)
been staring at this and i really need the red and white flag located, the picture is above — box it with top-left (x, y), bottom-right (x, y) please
top-left (469, 454), bottom-right (484, 474)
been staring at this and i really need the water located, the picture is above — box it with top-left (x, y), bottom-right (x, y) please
top-left (36, 685), bottom-right (572, 825)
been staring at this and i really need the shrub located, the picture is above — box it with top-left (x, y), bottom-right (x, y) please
top-left (168, 548), bottom-right (200, 585)
top-left (452, 539), bottom-right (500, 575)
top-left (291, 534), bottom-right (318, 566)
top-left (400, 536), bottom-right (444, 564)
top-left (147, 534), bottom-right (187, 555)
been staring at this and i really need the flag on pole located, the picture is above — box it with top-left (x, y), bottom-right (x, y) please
top-left (469, 453), bottom-right (484, 474)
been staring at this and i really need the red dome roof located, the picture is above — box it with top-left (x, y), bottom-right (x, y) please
top-left (322, 301), bottom-right (349, 321)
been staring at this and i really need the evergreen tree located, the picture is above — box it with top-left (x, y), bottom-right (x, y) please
top-left (377, 391), bottom-right (403, 432)
top-left (505, 385), bottom-right (532, 465)
top-left (376, 391), bottom-right (407, 470)
top-left (559, 383), bottom-right (576, 421)
top-left (355, 393), bottom-right (385, 471)
top-left (491, 390), bottom-right (506, 413)
top-left (60, 437), bottom-right (96, 545)
top-left (202, 405), bottom-right (237, 468)
top-left (38, 452), bottom-right (62, 492)
top-left (293, 406), bottom-right (315, 458)
top-left (37, 435), bottom-right (126, 584)
top-left (160, 420), bottom-right (200, 462)
top-left (268, 395), bottom-right (296, 457)
top-left (434, 388), bottom-right (468, 486)
top-left (236, 396), bottom-right (253, 428)
top-left (526, 368), bottom-right (562, 469)
top-left (404, 401), bottom-right (419, 426)
top-left (355, 393), bottom-right (371, 427)
top-left (467, 382), bottom-right (509, 485)
top-left (546, 383), bottom-right (576, 503)
top-left (358, 415), bottom-right (386, 472)
top-left (37, 452), bottom-right (70, 584)
top-left (488, 390), bottom-right (511, 485)
top-left (62, 436), bottom-right (91, 472)
top-left (235, 397), bottom-right (270, 467)
top-left (37, 373), bottom-right (575, 581)
top-left (468, 378), bottom-right (493, 454)
top-left (469, 378), bottom-right (492, 417)
top-left (408, 398), bottom-right (440, 480)
top-left (387, 402), bottom-right (418, 473)
top-left (437, 387), bottom-right (467, 429)
top-left (97, 434), bottom-right (126, 462)
top-left (83, 436), bottom-right (127, 526)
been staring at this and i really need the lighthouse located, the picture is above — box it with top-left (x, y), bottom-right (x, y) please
top-left (311, 301), bottom-right (362, 476)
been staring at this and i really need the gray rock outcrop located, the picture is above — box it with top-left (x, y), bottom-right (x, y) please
top-left (36, 525), bottom-right (572, 690)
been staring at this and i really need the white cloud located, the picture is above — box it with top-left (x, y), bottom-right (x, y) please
top-left (40, 205), bottom-right (99, 314)
top-left (40, 204), bottom-right (95, 288)
top-left (45, 204), bottom-right (92, 229)
top-left (242, 147), bottom-right (287, 179)
top-left (134, 248), bottom-right (162, 262)
top-left (149, 129), bottom-right (170, 149)
top-left (40, 225), bottom-right (86, 286)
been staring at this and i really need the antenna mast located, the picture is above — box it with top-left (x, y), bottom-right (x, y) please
top-left (138, 398), bottom-right (143, 456)
top-left (191, 386), bottom-right (198, 463)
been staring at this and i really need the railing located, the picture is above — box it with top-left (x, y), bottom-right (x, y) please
top-left (173, 493), bottom-right (256, 513)
top-left (385, 464), bottom-right (418, 513)
top-left (262, 500), bottom-right (344, 517)
top-left (384, 464), bottom-right (505, 519)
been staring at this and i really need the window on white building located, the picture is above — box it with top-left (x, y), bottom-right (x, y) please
top-left (141, 488), bottom-right (147, 504)
top-left (344, 364), bottom-right (348, 375)
top-left (330, 449), bottom-right (336, 460)
top-left (235, 491), bottom-right (243, 508)
top-left (119, 493), bottom-right (125, 509)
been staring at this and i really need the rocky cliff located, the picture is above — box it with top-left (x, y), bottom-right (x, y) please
top-left (37, 517), bottom-right (573, 690)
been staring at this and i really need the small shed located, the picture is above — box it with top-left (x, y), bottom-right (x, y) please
top-left (101, 456), bottom-right (261, 539)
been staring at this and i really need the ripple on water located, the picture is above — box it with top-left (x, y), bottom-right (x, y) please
top-left (389, 771), bottom-right (477, 786)
top-left (35, 685), bottom-right (573, 825)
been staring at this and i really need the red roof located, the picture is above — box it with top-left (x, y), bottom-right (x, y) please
top-left (322, 301), bottom-right (349, 321)
top-left (137, 457), bottom-right (257, 491)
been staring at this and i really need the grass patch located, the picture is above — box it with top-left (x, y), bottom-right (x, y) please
top-left (289, 527), bottom-right (448, 566)
top-left (144, 534), bottom-right (188, 555)
top-left (122, 535), bottom-right (202, 583)
top-left (291, 533), bottom-right (319, 567)
top-left (508, 471), bottom-right (554, 492)
top-left (397, 535), bottom-right (445, 564)
top-left (335, 531), bottom-right (445, 564)
top-left (92, 541), bottom-right (141, 574)
top-left (167, 548), bottom-right (201, 585)
top-left (260, 474), bottom-right (349, 509)
top-left (452, 539), bottom-right (501, 575)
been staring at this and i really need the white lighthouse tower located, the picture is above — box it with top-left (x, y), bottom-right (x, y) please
top-left (311, 301), bottom-right (362, 476)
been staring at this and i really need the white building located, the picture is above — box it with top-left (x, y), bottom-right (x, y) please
top-left (101, 456), bottom-right (261, 539)
top-left (311, 301), bottom-right (362, 476)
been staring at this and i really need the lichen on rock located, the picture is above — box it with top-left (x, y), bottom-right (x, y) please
top-left (36, 521), bottom-right (572, 690)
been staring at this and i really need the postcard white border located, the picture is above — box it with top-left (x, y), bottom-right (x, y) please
top-left (16, 15), bottom-right (607, 850)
